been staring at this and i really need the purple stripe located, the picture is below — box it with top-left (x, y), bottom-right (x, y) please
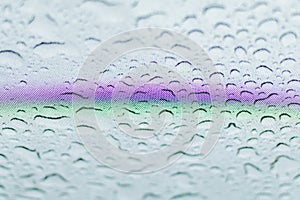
top-left (0, 82), bottom-right (299, 106)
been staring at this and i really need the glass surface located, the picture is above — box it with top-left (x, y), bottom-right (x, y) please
top-left (0, 0), bottom-right (300, 199)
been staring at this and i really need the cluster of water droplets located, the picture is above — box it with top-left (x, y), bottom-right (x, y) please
top-left (0, 0), bottom-right (300, 199)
